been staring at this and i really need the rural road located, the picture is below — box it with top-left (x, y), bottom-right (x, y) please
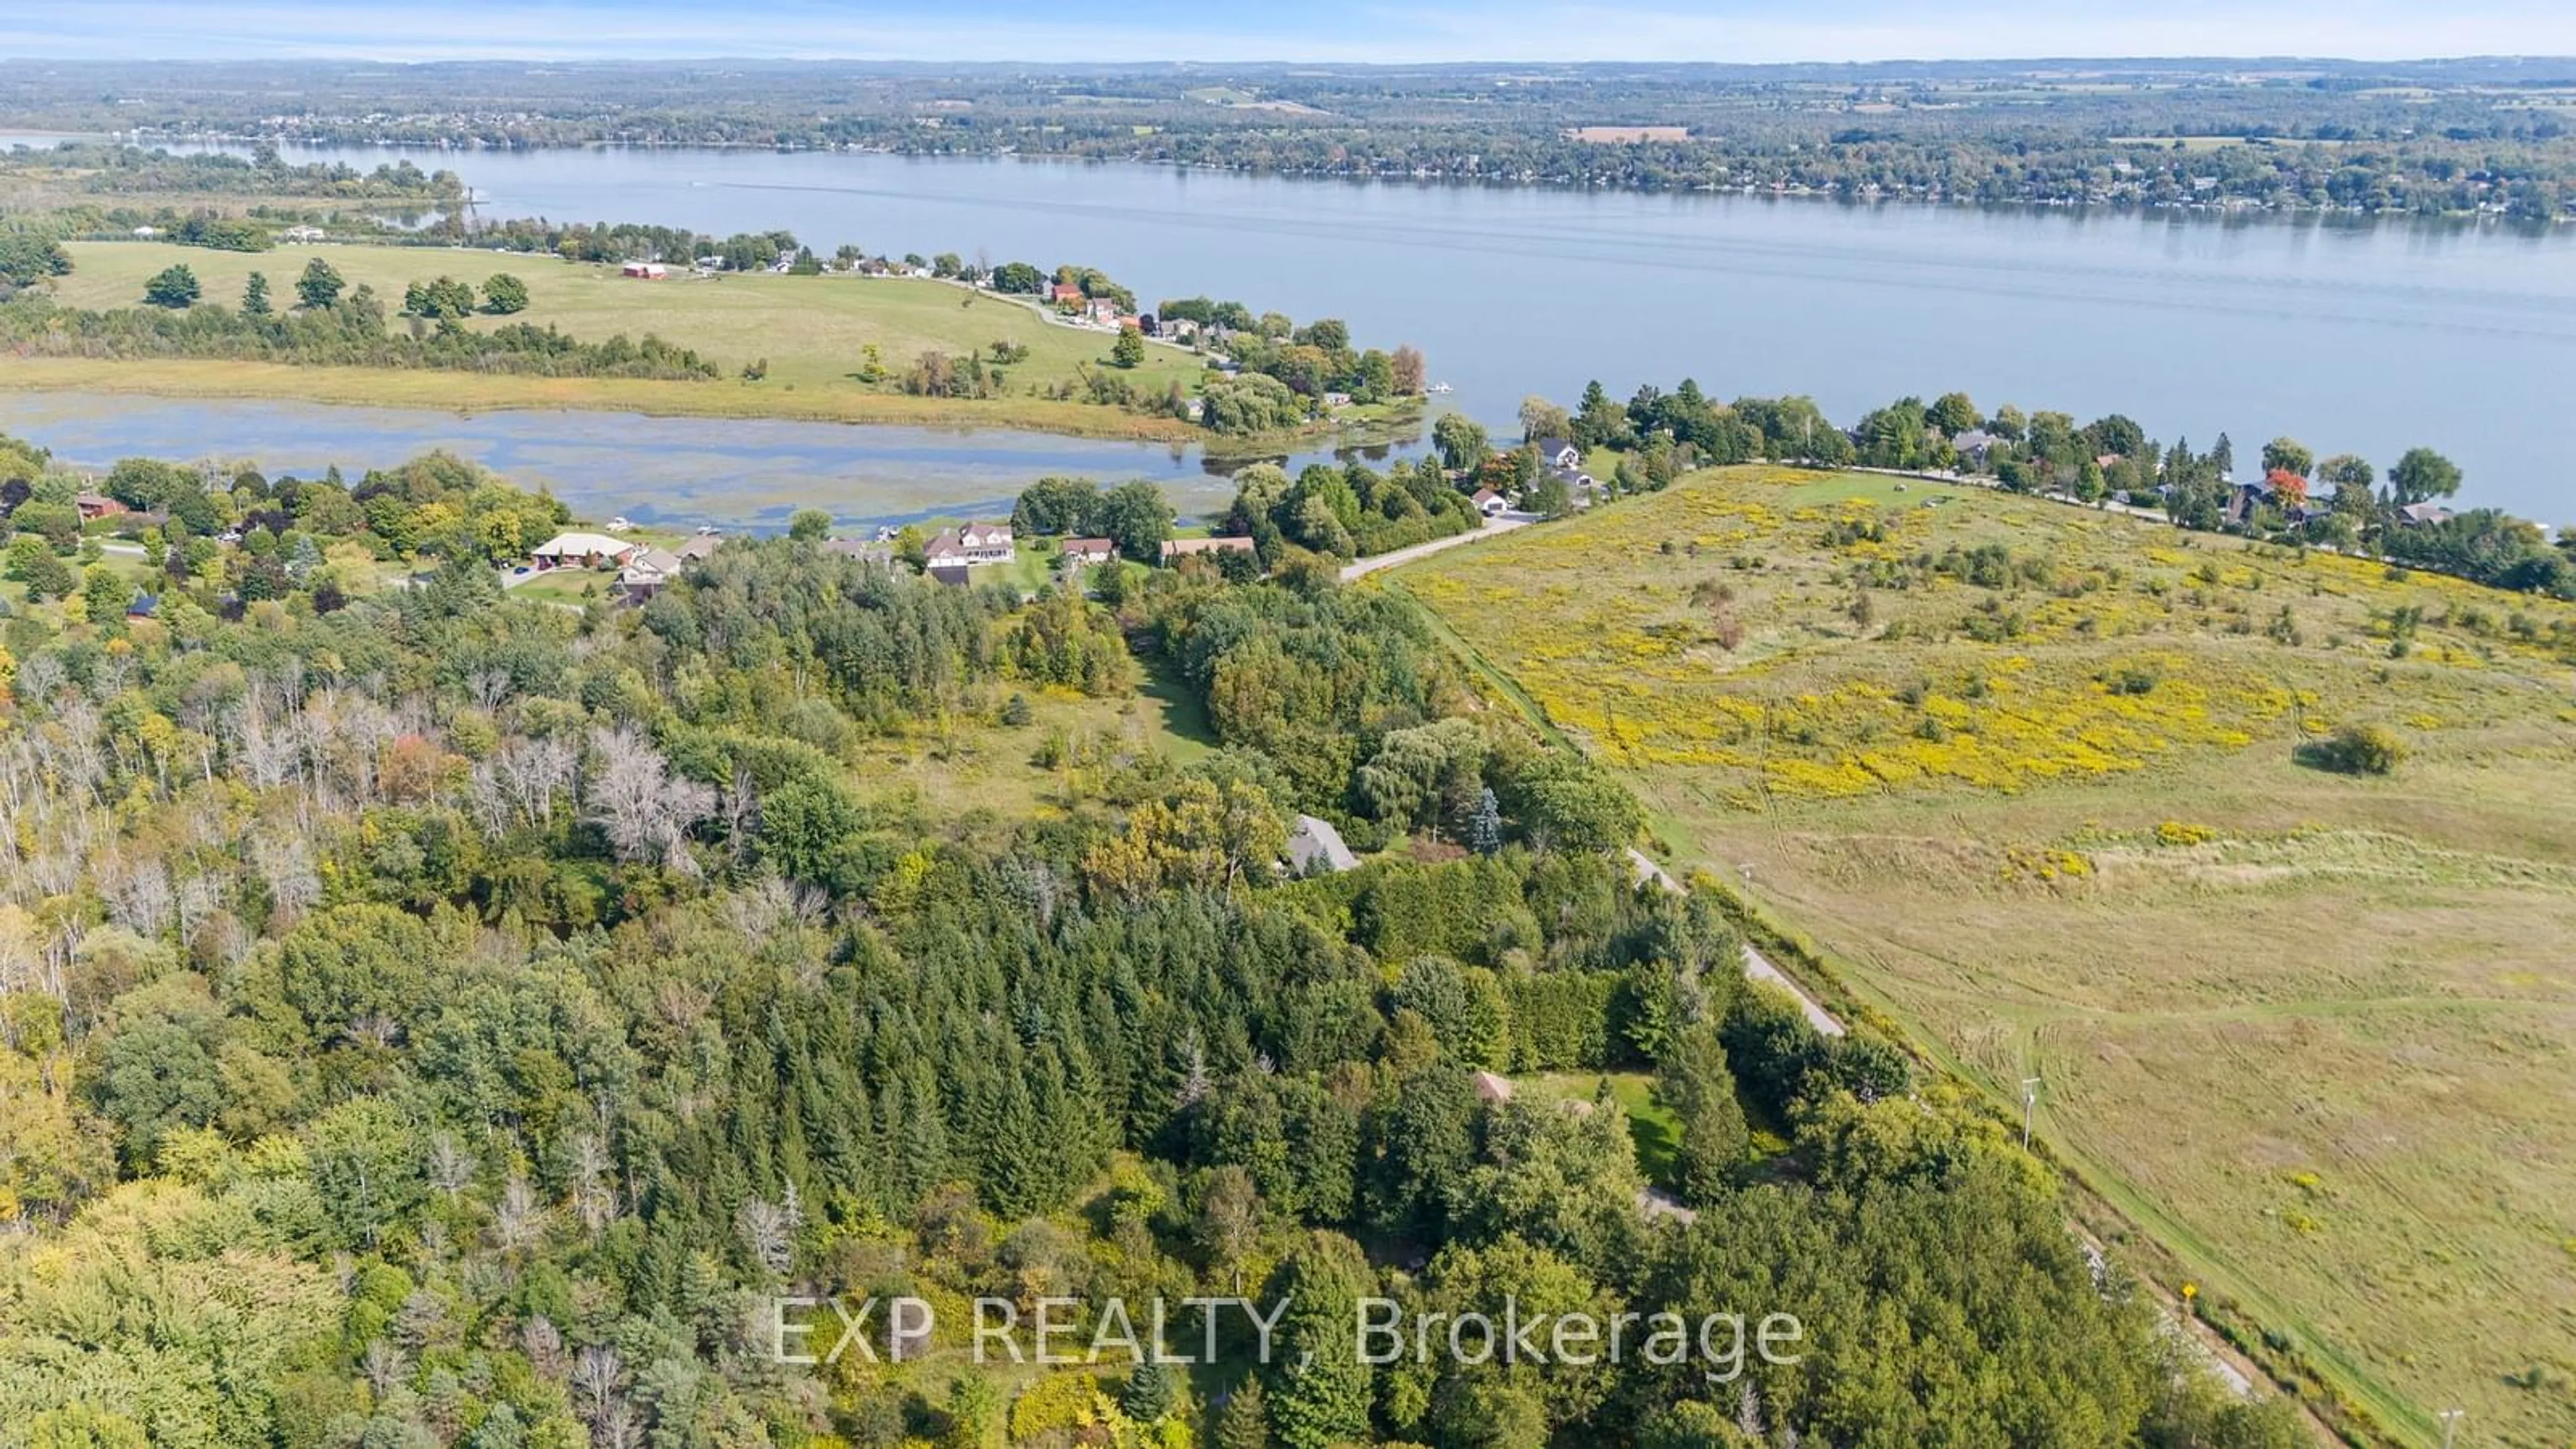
top-left (1625, 849), bottom-right (1847, 1037)
top-left (1340, 513), bottom-right (1529, 582)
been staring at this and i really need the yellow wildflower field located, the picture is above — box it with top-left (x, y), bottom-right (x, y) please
top-left (1395, 466), bottom-right (2576, 1446)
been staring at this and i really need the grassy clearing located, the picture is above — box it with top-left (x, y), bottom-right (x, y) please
top-left (1396, 465), bottom-right (2576, 1445)
top-left (30, 241), bottom-right (1223, 439)
top-left (1519, 1071), bottom-right (1682, 1184)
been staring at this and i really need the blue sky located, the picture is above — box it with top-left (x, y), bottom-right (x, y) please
top-left (7, 0), bottom-right (2573, 64)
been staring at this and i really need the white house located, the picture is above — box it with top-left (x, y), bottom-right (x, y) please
top-left (530, 532), bottom-right (638, 569)
top-left (618, 547), bottom-right (685, 599)
top-left (924, 521), bottom-right (1016, 568)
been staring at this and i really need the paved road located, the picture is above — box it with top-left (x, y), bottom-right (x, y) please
top-left (1625, 848), bottom-right (1847, 1037)
top-left (1340, 513), bottom-right (1529, 582)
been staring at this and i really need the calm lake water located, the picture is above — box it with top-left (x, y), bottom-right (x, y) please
top-left (14, 138), bottom-right (2576, 519)
top-left (0, 392), bottom-right (1318, 530)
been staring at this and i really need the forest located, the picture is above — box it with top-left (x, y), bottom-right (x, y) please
top-left (0, 429), bottom-right (2307, 1448)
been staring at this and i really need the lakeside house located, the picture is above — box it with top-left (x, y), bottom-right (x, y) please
top-left (530, 531), bottom-right (638, 569)
top-left (1060, 537), bottom-right (1118, 568)
top-left (620, 262), bottom-right (669, 280)
top-left (618, 547), bottom-right (686, 600)
top-left (924, 521), bottom-right (1016, 569)
top-left (1287, 814), bottom-right (1358, 875)
top-left (1159, 536), bottom-right (1258, 565)
top-left (822, 538), bottom-right (895, 564)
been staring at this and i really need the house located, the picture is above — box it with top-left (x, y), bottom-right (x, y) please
top-left (924, 521), bottom-right (1015, 569)
top-left (2222, 477), bottom-right (2273, 527)
top-left (1287, 814), bottom-right (1358, 875)
top-left (1060, 537), bottom-right (1118, 568)
top-left (529, 531), bottom-right (639, 569)
top-left (1159, 536), bottom-right (1258, 564)
top-left (1470, 488), bottom-right (1508, 517)
top-left (1532, 437), bottom-right (1582, 471)
top-left (2397, 501), bottom-right (2457, 527)
top-left (821, 539), bottom-right (894, 565)
top-left (618, 547), bottom-right (686, 600)
top-left (74, 492), bottom-right (127, 521)
top-left (620, 262), bottom-right (669, 280)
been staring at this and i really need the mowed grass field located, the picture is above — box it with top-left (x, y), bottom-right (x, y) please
top-left (24, 241), bottom-right (1210, 438)
top-left (1394, 466), bottom-right (2576, 1444)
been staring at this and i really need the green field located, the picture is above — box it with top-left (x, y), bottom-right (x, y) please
top-left (1393, 466), bottom-right (2576, 1445)
top-left (25, 241), bottom-right (1218, 439)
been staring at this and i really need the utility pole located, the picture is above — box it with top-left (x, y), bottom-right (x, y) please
top-left (2438, 1407), bottom-right (2463, 1448)
top-left (2019, 1077), bottom-right (2042, 1150)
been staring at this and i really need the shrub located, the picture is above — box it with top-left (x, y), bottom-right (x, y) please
top-left (2308, 724), bottom-right (2406, 776)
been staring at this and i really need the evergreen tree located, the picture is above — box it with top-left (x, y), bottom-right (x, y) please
top-left (142, 264), bottom-right (199, 309)
top-left (297, 257), bottom-right (345, 309)
top-left (1120, 1361), bottom-right (1176, 1425)
top-left (1468, 786), bottom-right (1503, 855)
top-left (1215, 1380), bottom-right (1271, 1449)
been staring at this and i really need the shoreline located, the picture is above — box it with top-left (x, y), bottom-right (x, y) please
top-left (0, 357), bottom-right (1419, 455)
top-left (94, 133), bottom-right (2573, 228)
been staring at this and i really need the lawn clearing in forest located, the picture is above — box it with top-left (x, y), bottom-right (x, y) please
top-left (1396, 464), bottom-right (2576, 1446)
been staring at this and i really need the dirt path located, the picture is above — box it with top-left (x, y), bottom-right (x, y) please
top-left (1625, 848), bottom-right (1846, 1037)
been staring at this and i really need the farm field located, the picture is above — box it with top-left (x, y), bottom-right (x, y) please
top-left (24, 241), bottom-right (1217, 438)
top-left (1394, 465), bottom-right (2576, 1445)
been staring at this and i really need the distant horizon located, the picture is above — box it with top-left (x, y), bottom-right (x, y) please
top-left (9, 0), bottom-right (2576, 66)
top-left (9, 52), bottom-right (2576, 70)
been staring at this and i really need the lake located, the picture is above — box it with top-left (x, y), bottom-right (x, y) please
top-left (0, 392), bottom-right (1351, 529)
top-left (13, 138), bottom-right (2576, 519)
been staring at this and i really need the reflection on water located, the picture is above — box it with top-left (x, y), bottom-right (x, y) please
top-left (0, 391), bottom-right (1417, 530)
